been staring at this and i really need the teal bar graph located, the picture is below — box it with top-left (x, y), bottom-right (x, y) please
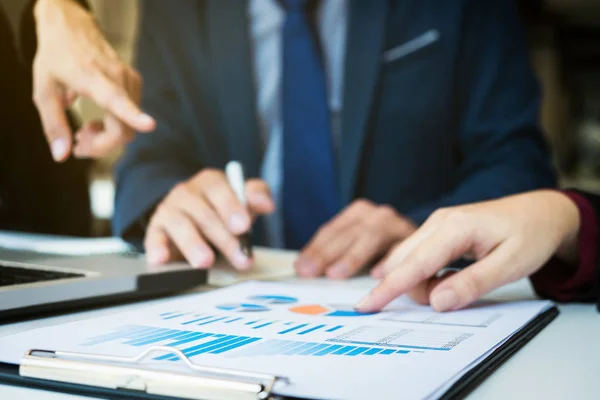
top-left (278, 324), bottom-right (309, 334)
top-left (81, 324), bottom-right (410, 361)
top-left (181, 316), bottom-right (214, 325)
top-left (298, 324), bottom-right (326, 335)
top-left (326, 325), bottom-right (343, 332)
top-left (228, 338), bottom-right (409, 358)
top-left (253, 322), bottom-right (274, 329)
top-left (197, 316), bottom-right (229, 326)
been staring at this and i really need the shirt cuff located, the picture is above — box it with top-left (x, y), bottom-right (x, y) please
top-left (530, 191), bottom-right (597, 302)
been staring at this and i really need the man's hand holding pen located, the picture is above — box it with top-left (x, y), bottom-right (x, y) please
top-left (144, 166), bottom-right (274, 270)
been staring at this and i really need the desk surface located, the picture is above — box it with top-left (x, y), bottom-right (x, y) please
top-left (0, 250), bottom-right (599, 400)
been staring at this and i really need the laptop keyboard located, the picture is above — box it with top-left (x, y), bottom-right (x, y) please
top-left (0, 263), bottom-right (85, 287)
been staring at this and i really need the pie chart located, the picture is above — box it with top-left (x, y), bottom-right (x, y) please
top-left (215, 295), bottom-right (298, 313)
top-left (289, 304), bottom-right (373, 317)
top-left (249, 295), bottom-right (297, 304)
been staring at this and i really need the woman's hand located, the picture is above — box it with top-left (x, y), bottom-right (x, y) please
top-left (356, 191), bottom-right (581, 313)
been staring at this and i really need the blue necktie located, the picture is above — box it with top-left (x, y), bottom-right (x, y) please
top-left (281, 0), bottom-right (340, 249)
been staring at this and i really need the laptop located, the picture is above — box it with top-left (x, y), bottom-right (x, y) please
top-left (0, 232), bottom-right (207, 321)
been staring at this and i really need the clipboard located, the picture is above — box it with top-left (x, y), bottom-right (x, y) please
top-left (0, 306), bottom-right (559, 400)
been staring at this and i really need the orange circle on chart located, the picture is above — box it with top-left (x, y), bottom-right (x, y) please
top-left (289, 305), bottom-right (330, 315)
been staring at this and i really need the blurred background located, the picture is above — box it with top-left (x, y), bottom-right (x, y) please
top-left (1, 0), bottom-right (600, 237)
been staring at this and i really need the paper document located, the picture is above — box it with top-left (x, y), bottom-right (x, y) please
top-left (0, 231), bottom-right (133, 256)
top-left (0, 281), bottom-right (553, 400)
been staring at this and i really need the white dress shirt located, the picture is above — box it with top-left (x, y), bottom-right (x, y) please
top-left (249, 0), bottom-right (348, 247)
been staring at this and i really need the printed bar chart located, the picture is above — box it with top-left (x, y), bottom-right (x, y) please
top-left (79, 325), bottom-right (410, 361)
top-left (159, 312), bottom-right (345, 335)
top-left (229, 339), bottom-right (410, 358)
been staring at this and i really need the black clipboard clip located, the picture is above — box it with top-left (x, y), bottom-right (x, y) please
top-left (19, 346), bottom-right (290, 400)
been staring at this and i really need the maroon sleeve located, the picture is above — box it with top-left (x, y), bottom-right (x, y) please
top-left (530, 191), bottom-right (597, 301)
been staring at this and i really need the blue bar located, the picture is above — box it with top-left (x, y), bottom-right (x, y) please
top-left (167, 333), bottom-right (212, 347)
top-left (225, 317), bottom-right (243, 323)
top-left (178, 335), bottom-right (235, 354)
top-left (197, 316), bottom-right (229, 326)
top-left (299, 343), bottom-right (330, 355)
top-left (160, 312), bottom-right (175, 317)
top-left (122, 328), bottom-right (171, 345)
top-left (161, 335), bottom-right (232, 361)
top-left (326, 325), bottom-right (343, 333)
top-left (364, 348), bottom-right (383, 355)
top-left (126, 327), bottom-right (163, 340)
top-left (298, 324), bottom-right (326, 335)
top-left (346, 347), bottom-right (369, 356)
top-left (210, 337), bottom-right (261, 354)
top-left (381, 349), bottom-right (395, 355)
top-left (234, 339), bottom-right (274, 356)
top-left (272, 341), bottom-right (311, 355)
top-left (163, 313), bottom-right (187, 320)
top-left (396, 350), bottom-right (410, 354)
top-left (253, 340), bottom-right (288, 356)
top-left (126, 329), bottom-right (181, 345)
top-left (245, 320), bottom-right (261, 325)
top-left (185, 336), bottom-right (248, 357)
top-left (253, 322), bottom-right (273, 329)
top-left (278, 324), bottom-right (309, 335)
top-left (314, 345), bottom-right (344, 356)
top-left (264, 340), bottom-right (301, 355)
top-left (332, 346), bottom-right (357, 355)
top-left (181, 316), bottom-right (214, 325)
top-left (129, 330), bottom-right (191, 346)
top-left (188, 336), bottom-right (252, 356)
top-left (335, 340), bottom-right (447, 351)
top-left (283, 342), bottom-right (319, 355)
top-left (284, 322), bottom-right (294, 325)
top-left (82, 326), bottom-right (149, 346)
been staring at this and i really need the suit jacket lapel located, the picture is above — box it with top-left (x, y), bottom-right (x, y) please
top-left (339, 1), bottom-right (389, 205)
top-left (207, 0), bottom-right (262, 178)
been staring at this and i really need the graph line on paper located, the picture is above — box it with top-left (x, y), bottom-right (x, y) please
top-left (327, 326), bottom-right (473, 351)
top-left (79, 325), bottom-right (408, 360)
top-left (381, 310), bottom-right (503, 328)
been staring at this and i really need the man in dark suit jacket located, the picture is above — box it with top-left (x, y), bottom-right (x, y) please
top-left (114, 0), bottom-right (556, 278)
top-left (0, 3), bottom-right (90, 236)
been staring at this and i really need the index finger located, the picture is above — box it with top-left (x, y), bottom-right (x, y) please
top-left (32, 75), bottom-right (72, 162)
top-left (356, 222), bottom-right (476, 312)
top-left (77, 71), bottom-right (155, 132)
top-left (199, 171), bottom-right (251, 235)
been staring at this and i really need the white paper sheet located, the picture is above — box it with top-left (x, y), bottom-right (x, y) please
top-left (0, 281), bottom-right (553, 400)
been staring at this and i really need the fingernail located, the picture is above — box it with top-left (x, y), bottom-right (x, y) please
top-left (229, 213), bottom-right (249, 234)
top-left (138, 113), bottom-right (155, 127)
top-left (354, 296), bottom-right (370, 312)
top-left (233, 250), bottom-right (251, 270)
top-left (51, 138), bottom-right (69, 161)
top-left (431, 290), bottom-right (459, 312)
top-left (191, 248), bottom-right (212, 268)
